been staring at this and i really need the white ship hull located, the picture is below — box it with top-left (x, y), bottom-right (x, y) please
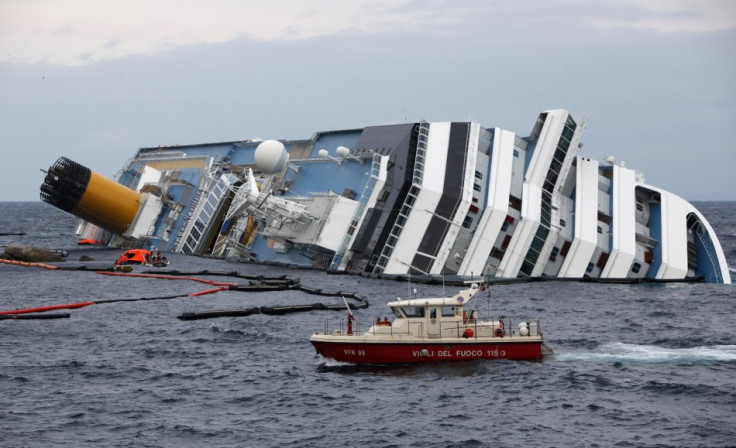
top-left (40, 109), bottom-right (731, 283)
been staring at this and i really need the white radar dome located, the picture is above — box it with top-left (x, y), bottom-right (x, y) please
top-left (336, 146), bottom-right (350, 157)
top-left (254, 140), bottom-right (289, 174)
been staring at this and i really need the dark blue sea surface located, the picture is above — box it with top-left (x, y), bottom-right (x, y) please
top-left (1, 202), bottom-right (735, 448)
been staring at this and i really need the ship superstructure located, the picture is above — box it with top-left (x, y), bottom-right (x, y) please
top-left (40, 109), bottom-right (731, 283)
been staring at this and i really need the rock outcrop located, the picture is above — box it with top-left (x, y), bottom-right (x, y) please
top-left (0, 244), bottom-right (65, 262)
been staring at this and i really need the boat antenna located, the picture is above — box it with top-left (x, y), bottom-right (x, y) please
top-left (442, 268), bottom-right (445, 298)
top-left (483, 264), bottom-right (493, 297)
top-left (408, 269), bottom-right (411, 299)
top-left (341, 296), bottom-right (353, 317)
top-left (341, 296), bottom-right (354, 335)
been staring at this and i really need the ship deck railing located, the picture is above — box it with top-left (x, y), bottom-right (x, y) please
top-left (320, 316), bottom-right (531, 340)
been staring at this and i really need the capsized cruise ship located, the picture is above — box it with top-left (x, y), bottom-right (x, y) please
top-left (40, 109), bottom-right (731, 283)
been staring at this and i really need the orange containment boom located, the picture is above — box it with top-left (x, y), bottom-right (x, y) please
top-left (40, 157), bottom-right (141, 234)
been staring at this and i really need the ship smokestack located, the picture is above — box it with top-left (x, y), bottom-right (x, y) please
top-left (40, 157), bottom-right (141, 234)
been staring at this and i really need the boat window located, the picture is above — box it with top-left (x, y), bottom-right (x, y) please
top-left (391, 308), bottom-right (403, 318)
top-left (430, 308), bottom-right (437, 319)
top-left (441, 306), bottom-right (455, 317)
top-left (402, 307), bottom-right (425, 318)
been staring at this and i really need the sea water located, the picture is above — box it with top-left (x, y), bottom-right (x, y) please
top-left (1, 202), bottom-right (735, 448)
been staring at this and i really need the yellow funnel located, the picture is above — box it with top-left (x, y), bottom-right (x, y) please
top-left (40, 157), bottom-right (141, 234)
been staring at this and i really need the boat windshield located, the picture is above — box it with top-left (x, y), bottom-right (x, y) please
top-left (442, 306), bottom-right (456, 317)
top-left (401, 307), bottom-right (425, 318)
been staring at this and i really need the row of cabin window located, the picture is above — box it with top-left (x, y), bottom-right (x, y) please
top-left (401, 306), bottom-right (458, 318)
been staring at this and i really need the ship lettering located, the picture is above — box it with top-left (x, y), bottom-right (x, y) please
top-left (342, 349), bottom-right (366, 356)
top-left (456, 350), bottom-right (482, 357)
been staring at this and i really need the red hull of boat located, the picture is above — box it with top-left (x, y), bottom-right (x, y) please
top-left (311, 340), bottom-right (543, 364)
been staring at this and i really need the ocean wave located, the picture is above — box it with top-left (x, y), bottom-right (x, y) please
top-left (555, 342), bottom-right (736, 364)
top-left (2, 201), bottom-right (735, 448)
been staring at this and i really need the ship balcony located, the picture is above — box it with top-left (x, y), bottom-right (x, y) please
top-left (635, 232), bottom-right (658, 249)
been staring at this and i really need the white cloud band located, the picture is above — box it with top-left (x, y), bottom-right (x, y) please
top-left (1, 0), bottom-right (734, 66)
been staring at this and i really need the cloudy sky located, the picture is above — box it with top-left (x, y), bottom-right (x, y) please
top-left (1, 0), bottom-right (735, 202)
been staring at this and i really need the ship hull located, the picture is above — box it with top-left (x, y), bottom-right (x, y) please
top-left (310, 338), bottom-right (543, 363)
top-left (40, 109), bottom-right (731, 284)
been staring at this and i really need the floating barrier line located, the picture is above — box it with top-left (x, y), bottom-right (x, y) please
top-left (0, 286), bottom-right (227, 315)
top-left (144, 269), bottom-right (293, 281)
top-left (188, 286), bottom-right (231, 297)
top-left (0, 301), bottom-right (96, 315)
top-left (96, 271), bottom-right (237, 287)
top-left (94, 294), bottom-right (189, 304)
top-left (0, 263), bottom-right (372, 321)
top-left (0, 275), bottom-right (292, 317)
top-left (3, 258), bottom-right (705, 285)
top-left (177, 289), bottom-right (369, 321)
top-left (145, 270), bottom-right (300, 287)
top-left (0, 259), bottom-right (59, 270)
top-left (0, 313), bottom-right (70, 320)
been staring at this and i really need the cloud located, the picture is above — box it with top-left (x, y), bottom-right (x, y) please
top-left (0, 0), bottom-right (450, 66)
top-left (583, 0), bottom-right (736, 33)
top-left (5, 0), bottom-right (734, 67)
top-left (0, 0), bottom-right (734, 201)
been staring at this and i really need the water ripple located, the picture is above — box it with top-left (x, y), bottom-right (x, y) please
top-left (1, 201), bottom-right (736, 448)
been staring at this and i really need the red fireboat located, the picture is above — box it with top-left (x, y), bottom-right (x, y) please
top-left (310, 283), bottom-right (551, 364)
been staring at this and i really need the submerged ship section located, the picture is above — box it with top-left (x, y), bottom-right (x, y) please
top-left (40, 109), bottom-right (731, 284)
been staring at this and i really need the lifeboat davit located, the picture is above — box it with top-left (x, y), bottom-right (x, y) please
top-left (114, 249), bottom-right (150, 266)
